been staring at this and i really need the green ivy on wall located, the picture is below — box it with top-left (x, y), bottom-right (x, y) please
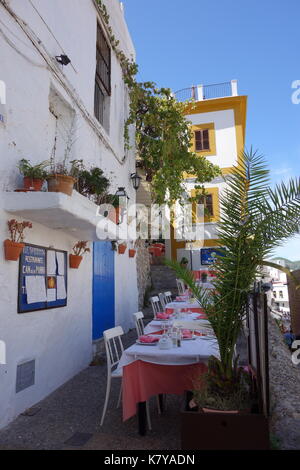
top-left (96, 0), bottom-right (221, 204)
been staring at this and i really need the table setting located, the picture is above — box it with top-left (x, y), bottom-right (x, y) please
top-left (119, 303), bottom-right (219, 430)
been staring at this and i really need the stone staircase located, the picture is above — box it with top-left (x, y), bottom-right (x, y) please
top-left (143, 264), bottom-right (178, 320)
top-left (150, 264), bottom-right (177, 292)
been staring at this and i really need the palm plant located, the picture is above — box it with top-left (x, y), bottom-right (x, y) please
top-left (166, 149), bottom-right (300, 404)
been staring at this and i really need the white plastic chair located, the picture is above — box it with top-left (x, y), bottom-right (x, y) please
top-left (150, 296), bottom-right (162, 317)
top-left (100, 325), bottom-right (152, 429)
top-left (133, 311), bottom-right (145, 337)
top-left (164, 291), bottom-right (173, 303)
top-left (176, 279), bottom-right (185, 295)
top-left (158, 293), bottom-right (167, 310)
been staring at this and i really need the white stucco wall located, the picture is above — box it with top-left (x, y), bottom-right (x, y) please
top-left (0, 215), bottom-right (93, 427)
top-left (0, 0), bottom-right (138, 428)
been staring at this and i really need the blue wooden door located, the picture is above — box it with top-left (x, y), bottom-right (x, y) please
top-left (92, 241), bottom-right (115, 340)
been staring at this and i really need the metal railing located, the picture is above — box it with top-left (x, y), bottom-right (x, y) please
top-left (203, 81), bottom-right (232, 100)
top-left (174, 86), bottom-right (198, 102)
top-left (174, 81), bottom-right (234, 102)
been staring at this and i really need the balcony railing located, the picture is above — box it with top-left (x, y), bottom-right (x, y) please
top-left (174, 80), bottom-right (238, 102)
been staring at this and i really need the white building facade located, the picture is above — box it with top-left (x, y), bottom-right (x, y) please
top-left (0, 0), bottom-right (138, 428)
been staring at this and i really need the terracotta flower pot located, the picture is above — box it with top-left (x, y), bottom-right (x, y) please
top-left (23, 177), bottom-right (44, 191)
top-left (129, 249), bottom-right (136, 258)
top-left (4, 239), bottom-right (24, 261)
top-left (118, 244), bottom-right (127, 254)
top-left (69, 254), bottom-right (82, 269)
top-left (47, 174), bottom-right (76, 196)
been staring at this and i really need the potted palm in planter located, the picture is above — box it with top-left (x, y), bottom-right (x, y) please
top-left (69, 241), bottom-right (90, 268)
top-left (167, 149), bottom-right (300, 450)
top-left (4, 219), bottom-right (32, 260)
top-left (18, 159), bottom-right (49, 191)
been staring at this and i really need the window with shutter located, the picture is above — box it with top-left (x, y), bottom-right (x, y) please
top-left (94, 24), bottom-right (111, 126)
top-left (194, 129), bottom-right (210, 151)
top-left (198, 194), bottom-right (214, 217)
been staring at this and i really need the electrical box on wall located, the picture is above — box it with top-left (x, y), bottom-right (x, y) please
top-left (16, 360), bottom-right (35, 393)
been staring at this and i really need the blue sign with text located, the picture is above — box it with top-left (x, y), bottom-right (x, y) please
top-left (201, 247), bottom-right (225, 266)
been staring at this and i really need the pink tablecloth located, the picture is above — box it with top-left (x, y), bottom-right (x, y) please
top-left (122, 360), bottom-right (207, 421)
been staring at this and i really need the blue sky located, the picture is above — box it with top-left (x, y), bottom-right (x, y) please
top-left (123, 0), bottom-right (300, 260)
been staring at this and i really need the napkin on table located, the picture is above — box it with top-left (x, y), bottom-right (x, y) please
top-left (156, 312), bottom-right (171, 320)
top-left (138, 335), bottom-right (159, 343)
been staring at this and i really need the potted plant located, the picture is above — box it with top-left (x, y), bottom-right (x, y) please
top-left (179, 256), bottom-right (189, 268)
top-left (47, 162), bottom-right (77, 196)
top-left (118, 242), bottom-right (127, 254)
top-left (128, 241), bottom-right (137, 258)
top-left (71, 160), bottom-right (110, 204)
top-left (4, 219), bottom-right (32, 260)
top-left (47, 121), bottom-right (78, 196)
top-left (69, 241), bottom-right (90, 268)
top-left (167, 149), bottom-right (300, 449)
top-left (18, 159), bottom-right (49, 191)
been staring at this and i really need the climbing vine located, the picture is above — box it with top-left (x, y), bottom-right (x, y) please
top-left (95, 0), bottom-right (221, 204)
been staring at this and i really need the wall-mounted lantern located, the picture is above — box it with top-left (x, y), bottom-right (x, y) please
top-left (130, 173), bottom-right (142, 191)
top-left (55, 55), bottom-right (71, 66)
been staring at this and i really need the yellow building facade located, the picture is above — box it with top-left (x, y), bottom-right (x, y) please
top-left (168, 81), bottom-right (247, 270)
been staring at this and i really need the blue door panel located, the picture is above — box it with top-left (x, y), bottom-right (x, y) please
top-left (92, 241), bottom-right (115, 340)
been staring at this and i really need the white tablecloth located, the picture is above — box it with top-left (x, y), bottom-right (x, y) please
top-left (119, 320), bottom-right (219, 368)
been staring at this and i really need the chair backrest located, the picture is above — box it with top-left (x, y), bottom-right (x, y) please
top-left (150, 296), bottom-right (162, 316)
top-left (132, 311), bottom-right (144, 337)
top-left (176, 279), bottom-right (185, 295)
top-left (164, 291), bottom-right (172, 303)
top-left (158, 293), bottom-right (166, 310)
top-left (103, 326), bottom-right (124, 372)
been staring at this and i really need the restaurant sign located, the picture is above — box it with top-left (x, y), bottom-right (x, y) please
top-left (18, 244), bottom-right (67, 313)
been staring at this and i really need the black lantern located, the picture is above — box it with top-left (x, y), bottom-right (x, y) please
top-left (130, 173), bottom-right (142, 191)
top-left (115, 187), bottom-right (129, 199)
top-left (55, 55), bottom-right (71, 66)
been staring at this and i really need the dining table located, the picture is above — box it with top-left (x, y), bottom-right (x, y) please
top-left (119, 304), bottom-right (219, 435)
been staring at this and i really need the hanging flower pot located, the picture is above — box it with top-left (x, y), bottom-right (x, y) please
top-left (118, 243), bottom-right (127, 254)
top-left (69, 241), bottom-right (90, 269)
top-left (129, 249), bottom-right (136, 258)
top-left (47, 174), bottom-right (76, 196)
top-left (4, 239), bottom-right (25, 261)
top-left (69, 254), bottom-right (83, 269)
top-left (4, 219), bottom-right (32, 261)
